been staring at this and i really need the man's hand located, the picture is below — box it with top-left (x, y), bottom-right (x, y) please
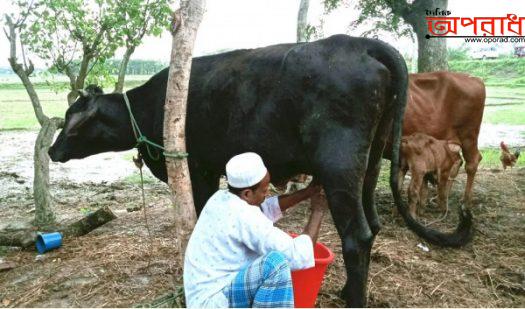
top-left (302, 188), bottom-right (328, 244)
top-left (304, 180), bottom-right (322, 198)
top-left (278, 178), bottom-right (322, 212)
top-left (310, 187), bottom-right (328, 212)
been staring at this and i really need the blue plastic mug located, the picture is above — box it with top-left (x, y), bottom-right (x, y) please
top-left (36, 232), bottom-right (62, 254)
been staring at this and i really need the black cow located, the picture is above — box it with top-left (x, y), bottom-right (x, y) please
top-left (49, 35), bottom-right (470, 307)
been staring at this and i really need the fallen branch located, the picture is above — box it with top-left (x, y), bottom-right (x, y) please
top-left (134, 286), bottom-right (185, 308)
top-left (61, 206), bottom-right (117, 238)
top-left (0, 230), bottom-right (36, 248)
top-left (0, 206), bottom-right (116, 248)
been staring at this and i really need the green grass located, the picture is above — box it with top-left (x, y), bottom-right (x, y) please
top-left (0, 89), bottom-right (68, 129)
top-left (1, 68), bottom-right (524, 130)
top-left (479, 148), bottom-right (523, 169)
top-left (0, 79), bottom-right (148, 130)
top-left (486, 86), bottom-right (525, 98)
top-left (449, 58), bottom-right (525, 86)
top-left (483, 86), bottom-right (525, 125)
top-left (120, 173), bottom-right (157, 185)
top-left (122, 151), bottom-right (136, 161)
top-left (483, 103), bottom-right (525, 125)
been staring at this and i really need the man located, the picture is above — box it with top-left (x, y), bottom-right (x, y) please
top-left (184, 152), bottom-right (328, 308)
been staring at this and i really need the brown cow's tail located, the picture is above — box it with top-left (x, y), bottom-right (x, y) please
top-left (374, 41), bottom-right (473, 247)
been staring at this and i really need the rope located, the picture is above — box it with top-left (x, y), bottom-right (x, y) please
top-left (122, 94), bottom-right (189, 274)
top-left (122, 92), bottom-right (189, 161)
top-left (133, 152), bottom-right (153, 269)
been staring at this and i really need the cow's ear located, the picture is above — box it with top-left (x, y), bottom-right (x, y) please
top-left (447, 142), bottom-right (461, 153)
top-left (66, 106), bottom-right (98, 136)
top-left (85, 84), bottom-right (104, 95)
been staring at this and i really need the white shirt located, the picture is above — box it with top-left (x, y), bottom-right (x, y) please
top-left (183, 190), bottom-right (315, 308)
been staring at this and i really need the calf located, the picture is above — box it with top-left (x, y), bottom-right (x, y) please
top-left (399, 133), bottom-right (463, 218)
top-left (384, 72), bottom-right (485, 207)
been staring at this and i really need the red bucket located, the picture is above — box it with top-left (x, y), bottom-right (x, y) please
top-left (290, 233), bottom-right (335, 308)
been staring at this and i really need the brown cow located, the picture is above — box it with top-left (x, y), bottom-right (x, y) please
top-left (400, 72), bottom-right (485, 207)
top-left (399, 133), bottom-right (463, 218)
top-left (292, 72), bottom-right (485, 208)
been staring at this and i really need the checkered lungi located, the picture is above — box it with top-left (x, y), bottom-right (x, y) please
top-left (222, 251), bottom-right (294, 308)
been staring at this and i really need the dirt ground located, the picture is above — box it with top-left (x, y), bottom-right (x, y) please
top-left (1, 129), bottom-right (524, 307)
top-left (1, 161), bottom-right (524, 307)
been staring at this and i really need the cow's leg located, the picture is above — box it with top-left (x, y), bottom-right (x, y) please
top-left (446, 159), bottom-right (462, 195)
top-left (329, 185), bottom-right (372, 308)
top-left (321, 149), bottom-right (374, 307)
top-left (437, 171), bottom-right (450, 213)
top-left (398, 165), bottom-right (408, 191)
top-left (188, 160), bottom-right (220, 216)
top-left (316, 140), bottom-right (373, 307)
top-left (461, 140), bottom-right (482, 207)
top-left (392, 166), bottom-right (407, 217)
top-left (419, 179), bottom-right (429, 216)
top-left (336, 112), bottom-right (391, 306)
top-left (408, 171), bottom-right (423, 218)
top-left (363, 124), bottom-right (391, 237)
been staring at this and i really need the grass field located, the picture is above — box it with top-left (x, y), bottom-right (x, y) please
top-left (484, 86), bottom-right (525, 125)
top-left (1, 82), bottom-right (524, 129)
top-left (0, 80), bottom-right (147, 130)
top-left (449, 58), bottom-right (525, 86)
top-left (0, 89), bottom-right (66, 129)
top-left (0, 73), bottom-right (523, 170)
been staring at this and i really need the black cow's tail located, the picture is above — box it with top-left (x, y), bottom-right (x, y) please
top-left (372, 40), bottom-right (473, 247)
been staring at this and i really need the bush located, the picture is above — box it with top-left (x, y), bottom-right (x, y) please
top-left (448, 46), bottom-right (470, 61)
top-left (448, 58), bottom-right (525, 84)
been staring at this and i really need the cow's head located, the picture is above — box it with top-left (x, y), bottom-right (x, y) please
top-left (49, 85), bottom-right (133, 162)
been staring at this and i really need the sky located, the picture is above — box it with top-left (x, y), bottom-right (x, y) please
top-left (1, 0), bottom-right (524, 69)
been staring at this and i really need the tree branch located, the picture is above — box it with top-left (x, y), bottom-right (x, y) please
top-left (139, 0), bottom-right (153, 40)
top-left (384, 0), bottom-right (412, 21)
top-left (89, 24), bottom-right (107, 56)
top-left (3, 26), bottom-right (10, 41)
top-left (26, 59), bottom-right (34, 76)
top-left (21, 38), bottom-right (29, 72)
top-left (15, 0), bottom-right (36, 28)
top-left (5, 15), bottom-right (16, 60)
top-left (4, 14), bottom-right (48, 126)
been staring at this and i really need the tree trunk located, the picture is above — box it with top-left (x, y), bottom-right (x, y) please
top-left (163, 0), bottom-right (205, 263)
top-left (114, 46), bottom-right (135, 93)
top-left (296, 0), bottom-right (310, 42)
top-left (33, 117), bottom-right (64, 228)
top-left (67, 55), bottom-right (91, 105)
top-left (406, 0), bottom-right (448, 72)
top-left (4, 15), bottom-right (64, 229)
top-left (413, 22), bottom-right (448, 72)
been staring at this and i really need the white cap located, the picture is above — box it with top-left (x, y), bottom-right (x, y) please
top-left (226, 152), bottom-right (268, 188)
